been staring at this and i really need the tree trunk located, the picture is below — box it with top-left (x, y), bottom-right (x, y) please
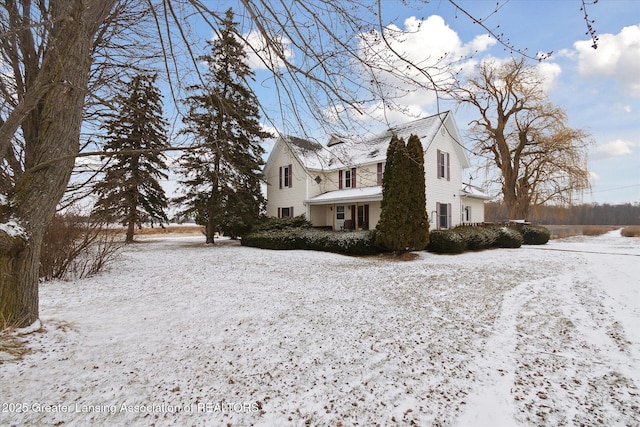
top-left (126, 221), bottom-right (135, 243)
top-left (0, 237), bottom-right (41, 327)
top-left (0, 0), bottom-right (117, 328)
top-left (206, 214), bottom-right (216, 244)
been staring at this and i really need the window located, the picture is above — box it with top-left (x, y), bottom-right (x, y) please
top-left (336, 205), bottom-right (345, 220)
top-left (437, 149), bottom-right (450, 181)
top-left (338, 168), bottom-right (356, 189)
top-left (437, 202), bottom-right (452, 229)
top-left (279, 164), bottom-right (292, 189)
top-left (278, 207), bottom-right (293, 218)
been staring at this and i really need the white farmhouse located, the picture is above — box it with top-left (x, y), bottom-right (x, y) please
top-left (263, 111), bottom-right (490, 231)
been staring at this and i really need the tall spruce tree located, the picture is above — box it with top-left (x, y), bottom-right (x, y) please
top-left (93, 73), bottom-right (169, 243)
top-left (176, 8), bottom-right (271, 244)
top-left (406, 134), bottom-right (429, 250)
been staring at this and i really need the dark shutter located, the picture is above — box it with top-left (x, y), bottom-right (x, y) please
top-left (279, 166), bottom-right (283, 189)
top-left (377, 163), bottom-right (383, 185)
top-left (446, 153), bottom-right (450, 181)
top-left (448, 203), bottom-right (452, 227)
top-left (351, 168), bottom-right (356, 188)
top-left (277, 207), bottom-right (281, 218)
top-left (288, 164), bottom-right (293, 188)
top-left (436, 202), bottom-right (441, 229)
top-left (290, 206), bottom-right (294, 217)
top-left (339, 170), bottom-right (343, 190)
top-left (364, 204), bottom-right (369, 228)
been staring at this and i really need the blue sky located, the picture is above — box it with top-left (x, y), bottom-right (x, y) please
top-left (185, 0), bottom-right (640, 205)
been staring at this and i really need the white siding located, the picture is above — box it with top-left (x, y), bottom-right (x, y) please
top-left (265, 142), bottom-right (309, 218)
top-left (424, 131), bottom-right (464, 228)
top-left (461, 198), bottom-right (486, 224)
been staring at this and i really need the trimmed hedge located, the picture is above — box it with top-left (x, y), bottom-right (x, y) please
top-left (243, 220), bottom-right (550, 256)
top-left (427, 224), bottom-right (527, 254)
top-left (494, 226), bottom-right (523, 248)
top-left (427, 230), bottom-right (466, 254)
top-left (252, 214), bottom-right (312, 232)
top-left (454, 225), bottom-right (499, 251)
top-left (242, 228), bottom-right (380, 255)
top-left (522, 225), bottom-right (551, 245)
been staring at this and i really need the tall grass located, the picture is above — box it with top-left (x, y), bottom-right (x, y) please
top-left (621, 226), bottom-right (640, 237)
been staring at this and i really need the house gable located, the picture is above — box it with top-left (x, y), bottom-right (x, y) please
top-left (264, 136), bottom-right (322, 218)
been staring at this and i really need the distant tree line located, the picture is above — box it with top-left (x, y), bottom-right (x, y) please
top-left (485, 202), bottom-right (640, 225)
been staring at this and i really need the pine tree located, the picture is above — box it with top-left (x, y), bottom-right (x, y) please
top-left (406, 134), bottom-right (429, 250)
top-left (175, 8), bottom-right (271, 244)
top-left (93, 73), bottom-right (169, 243)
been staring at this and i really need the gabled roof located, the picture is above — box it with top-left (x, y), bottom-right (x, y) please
top-left (264, 111), bottom-right (470, 175)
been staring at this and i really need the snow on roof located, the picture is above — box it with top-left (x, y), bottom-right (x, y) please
top-left (287, 112), bottom-right (453, 171)
top-left (461, 183), bottom-right (493, 200)
top-left (306, 186), bottom-right (383, 204)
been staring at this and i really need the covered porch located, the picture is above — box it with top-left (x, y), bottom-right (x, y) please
top-left (305, 186), bottom-right (383, 231)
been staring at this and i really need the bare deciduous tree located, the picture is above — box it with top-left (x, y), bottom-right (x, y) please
top-left (452, 58), bottom-right (592, 220)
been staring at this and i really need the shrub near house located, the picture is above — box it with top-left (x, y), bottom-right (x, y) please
top-left (242, 217), bottom-right (550, 256)
top-left (241, 216), bottom-right (378, 255)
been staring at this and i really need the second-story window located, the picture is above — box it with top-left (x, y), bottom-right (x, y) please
top-left (344, 169), bottom-right (352, 188)
top-left (437, 149), bottom-right (450, 181)
top-left (279, 164), bottom-right (292, 189)
top-left (339, 168), bottom-right (356, 189)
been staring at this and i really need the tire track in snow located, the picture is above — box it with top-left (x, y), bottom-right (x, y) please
top-left (455, 276), bottom-right (539, 427)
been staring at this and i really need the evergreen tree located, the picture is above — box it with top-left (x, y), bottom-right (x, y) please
top-left (406, 134), bottom-right (429, 250)
top-left (93, 73), bottom-right (169, 243)
top-left (376, 134), bottom-right (430, 252)
top-left (375, 134), bottom-right (410, 252)
top-left (175, 8), bottom-right (271, 244)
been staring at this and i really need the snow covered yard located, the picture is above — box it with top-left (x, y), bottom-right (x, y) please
top-left (1, 230), bottom-right (639, 426)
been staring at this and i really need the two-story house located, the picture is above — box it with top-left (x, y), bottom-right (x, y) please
top-left (263, 111), bottom-right (490, 231)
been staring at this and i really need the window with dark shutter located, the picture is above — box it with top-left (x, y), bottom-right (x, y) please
top-left (280, 165), bottom-right (293, 189)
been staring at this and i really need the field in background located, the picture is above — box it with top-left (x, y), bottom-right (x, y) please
top-left (131, 224), bottom-right (204, 236)
top-left (543, 225), bottom-right (620, 239)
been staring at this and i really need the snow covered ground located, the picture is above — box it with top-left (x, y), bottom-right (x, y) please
top-left (1, 230), bottom-right (639, 426)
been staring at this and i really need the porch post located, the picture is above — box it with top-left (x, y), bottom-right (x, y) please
top-left (332, 204), bottom-right (336, 231)
top-left (355, 202), bottom-right (359, 230)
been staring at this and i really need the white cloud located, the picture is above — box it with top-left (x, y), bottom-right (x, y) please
top-left (355, 15), bottom-right (497, 122)
top-left (595, 139), bottom-right (635, 159)
top-left (242, 30), bottom-right (293, 70)
top-left (535, 61), bottom-right (562, 92)
top-left (573, 24), bottom-right (640, 96)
